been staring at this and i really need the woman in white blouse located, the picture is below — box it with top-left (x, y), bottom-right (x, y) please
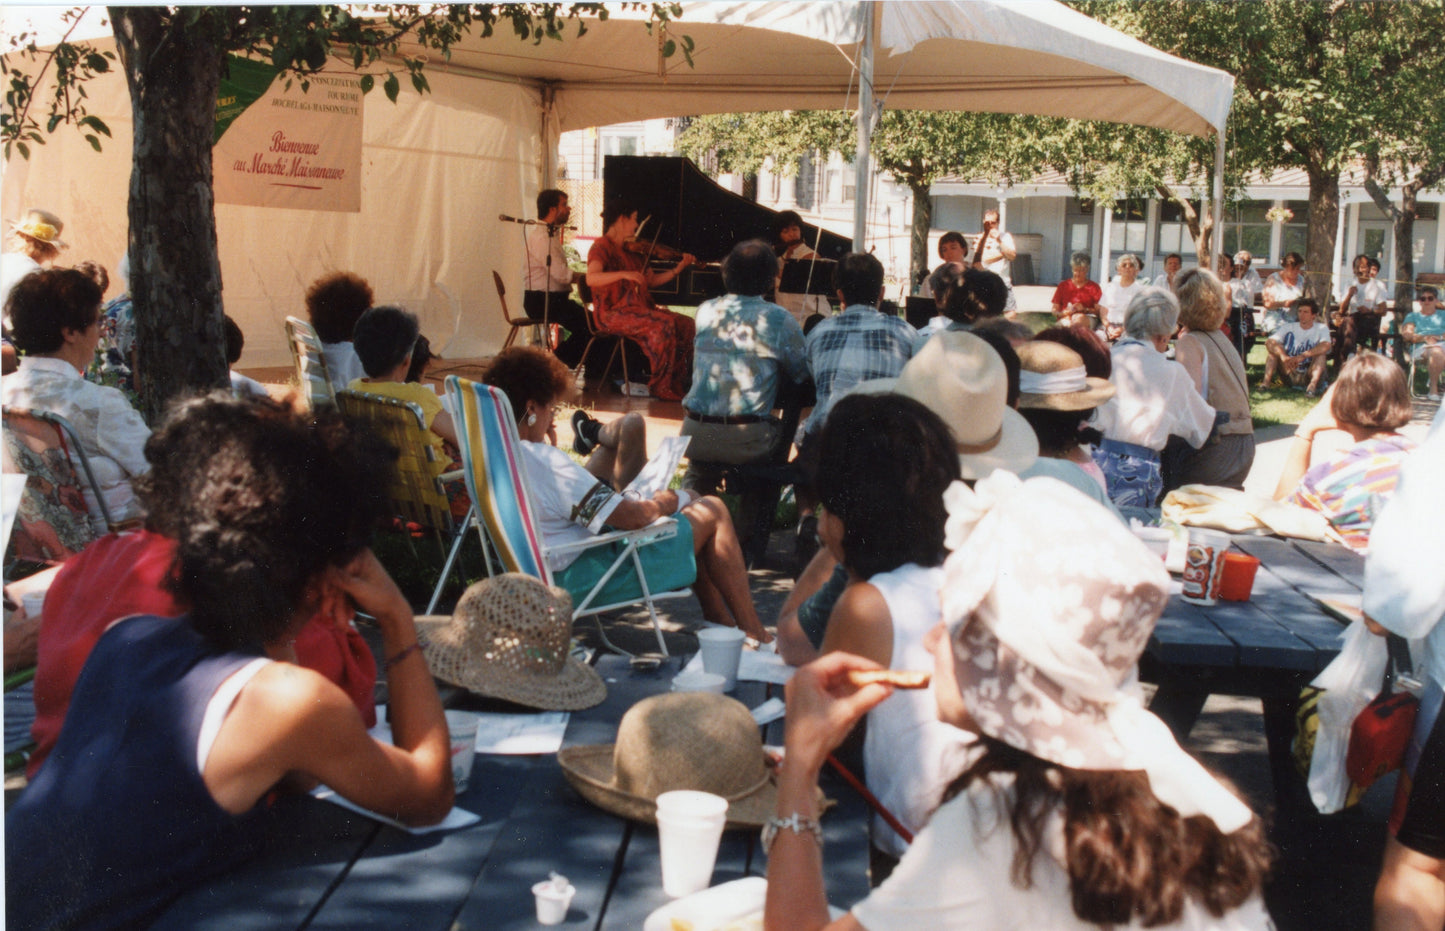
top-left (2, 268), bottom-right (150, 530)
top-left (1091, 288), bottom-right (1216, 510)
top-left (1098, 253), bottom-right (1145, 341)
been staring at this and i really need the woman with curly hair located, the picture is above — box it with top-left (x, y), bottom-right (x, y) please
top-left (765, 475), bottom-right (1272, 930)
top-left (482, 345), bottom-right (770, 642)
top-left (305, 270), bottom-right (373, 390)
top-left (7, 394), bottom-right (453, 930)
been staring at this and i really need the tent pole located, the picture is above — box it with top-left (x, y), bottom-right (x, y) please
top-left (852, 1), bottom-right (876, 253)
top-left (1210, 126), bottom-right (1225, 268)
top-left (540, 85), bottom-right (558, 188)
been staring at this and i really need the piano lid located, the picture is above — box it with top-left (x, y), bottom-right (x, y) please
top-left (602, 155), bottom-right (852, 266)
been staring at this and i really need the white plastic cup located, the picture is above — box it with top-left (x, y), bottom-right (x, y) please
top-left (672, 671), bottom-right (727, 694)
top-left (444, 710), bottom-right (479, 794)
top-left (1180, 528), bottom-right (1230, 606)
top-left (696, 628), bottom-right (745, 691)
top-left (531, 877), bottom-right (576, 925)
top-left (655, 790), bottom-right (728, 898)
top-left (21, 589), bottom-right (46, 619)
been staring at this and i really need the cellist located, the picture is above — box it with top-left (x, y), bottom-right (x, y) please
top-left (586, 200), bottom-right (697, 401)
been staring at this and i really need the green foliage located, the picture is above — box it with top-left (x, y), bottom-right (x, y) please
top-left (3, 3), bottom-right (691, 158)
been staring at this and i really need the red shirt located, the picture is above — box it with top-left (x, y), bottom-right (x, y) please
top-left (29, 530), bottom-right (378, 776)
top-left (1052, 278), bottom-right (1103, 311)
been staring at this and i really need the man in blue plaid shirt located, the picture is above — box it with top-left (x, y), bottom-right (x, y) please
top-left (800, 252), bottom-right (916, 443)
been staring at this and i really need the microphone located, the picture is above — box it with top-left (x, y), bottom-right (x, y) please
top-left (499, 214), bottom-right (577, 230)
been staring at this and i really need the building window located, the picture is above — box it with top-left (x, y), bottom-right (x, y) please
top-left (1221, 200), bottom-right (1273, 258)
top-left (1107, 199), bottom-right (1147, 268)
top-left (1280, 200), bottom-right (1310, 258)
top-left (1155, 199), bottom-right (1195, 256)
top-left (601, 135), bottom-right (640, 157)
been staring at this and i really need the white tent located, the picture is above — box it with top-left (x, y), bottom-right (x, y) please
top-left (2, 2), bottom-right (1232, 367)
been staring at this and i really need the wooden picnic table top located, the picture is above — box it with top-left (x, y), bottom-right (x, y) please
top-left (1145, 534), bottom-right (1361, 682)
top-left (152, 653), bottom-right (872, 931)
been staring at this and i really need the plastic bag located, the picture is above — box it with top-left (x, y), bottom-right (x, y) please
top-left (1295, 620), bottom-right (1389, 814)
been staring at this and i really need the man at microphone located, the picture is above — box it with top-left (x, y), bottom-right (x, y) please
top-left (522, 189), bottom-right (590, 368)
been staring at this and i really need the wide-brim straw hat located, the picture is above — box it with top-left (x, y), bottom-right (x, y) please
top-left (8, 208), bottom-right (66, 248)
top-left (1015, 341), bottom-right (1115, 411)
top-left (418, 574), bottom-right (605, 711)
top-left (895, 330), bottom-right (1037, 480)
top-left (557, 691), bottom-right (777, 828)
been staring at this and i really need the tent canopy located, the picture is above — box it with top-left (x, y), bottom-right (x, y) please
top-left (400, 1), bottom-right (1232, 138)
top-left (2, 2), bottom-right (1232, 367)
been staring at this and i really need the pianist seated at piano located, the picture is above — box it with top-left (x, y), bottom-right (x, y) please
top-left (585, 200), bottom-right (697, 401)
top-left (681, 239), bottom-right (809, 490)
top-left (772, 210), bottom-right (830, 328)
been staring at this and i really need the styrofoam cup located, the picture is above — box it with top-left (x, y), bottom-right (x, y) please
top-left (696, 628), bottom-right (745, 691)
top-left (444, 710), bottom-right (479, 794)
top-left (655, 790), bottom-right (728, 897)
top-left (21, 589), bottom-right (46, 618)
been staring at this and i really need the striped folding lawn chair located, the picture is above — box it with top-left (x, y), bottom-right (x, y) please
top-left (445, 375), bottom-right (690, 656)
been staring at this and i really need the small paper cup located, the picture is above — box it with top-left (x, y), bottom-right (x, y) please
top-left (531, 878), bottom-right (576, 925)
top-left (21, 589), bottom-right (46, 619)
top-left (444, 710), bottom-right (479, 794)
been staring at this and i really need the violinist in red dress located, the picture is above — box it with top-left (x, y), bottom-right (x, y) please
top-left (586, 200), bottom-right (697, 400)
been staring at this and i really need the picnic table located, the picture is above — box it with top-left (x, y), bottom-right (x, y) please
top-left (150, 653), bottom-right (873, 930)
top-left (1140, 534), bottom-right (1362, 807)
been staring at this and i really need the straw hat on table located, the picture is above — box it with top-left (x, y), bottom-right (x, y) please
top-left (418, 573), bottom-right (605, 711)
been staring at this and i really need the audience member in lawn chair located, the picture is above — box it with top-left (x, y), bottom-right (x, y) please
top-left (482, 346), bottom-right (772, 644)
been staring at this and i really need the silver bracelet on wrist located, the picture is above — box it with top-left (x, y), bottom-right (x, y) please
top-left (761, 812), bottom-right (823, 854)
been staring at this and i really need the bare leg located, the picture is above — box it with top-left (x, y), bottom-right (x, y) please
top-left (1263, 344), bottom-right (1283, 386)
top-left (584, 412), bottom-right (647, 489)
top-left (1426, 347), bottom-right (1445, 393)
top-left (1307, 355), bottom-right (1328, 392)
top-left (1374, 837), bottom-right (1445, 931)
top-left (681, 496), bottom-right (771, 643)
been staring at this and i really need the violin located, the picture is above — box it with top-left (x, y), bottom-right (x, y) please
top-left (622, 237), bottom-right (715, 270)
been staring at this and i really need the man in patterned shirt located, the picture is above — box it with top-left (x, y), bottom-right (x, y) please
top-left (792, 252), bottom-right (914, 562)
top-left (681, 239), bottom-right (808, 489)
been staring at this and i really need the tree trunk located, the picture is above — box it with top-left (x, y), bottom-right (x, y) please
top-left (1156, 185), bottom-right (1215, 268)
top-left (1303, 165), bottom-right (1340, 304)
top-left (909, 176), bottom-right (933, 293)
top-left (111, 8), bottom-right (229, 423)
top-left (1365, 161), bottom-right (1445, 310)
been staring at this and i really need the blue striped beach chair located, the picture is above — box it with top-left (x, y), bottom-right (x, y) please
top-left (445, 376), bottom-right (691, 656)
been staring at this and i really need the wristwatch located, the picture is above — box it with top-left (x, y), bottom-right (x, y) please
top-left (761, 812), bottom-right (823, 854)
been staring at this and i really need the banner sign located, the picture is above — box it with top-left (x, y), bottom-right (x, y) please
top-left (213, 55), bottom-right (363, 213)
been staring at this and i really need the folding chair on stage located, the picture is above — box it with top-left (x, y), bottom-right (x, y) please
top-left (2, 409), bottom-right (116, 568)
top-left (445, 375), bottom-right (690, 656)
top-left (284, 316), bottom-right (335, 410)
top-left (335, 388), bottom-right (468, 614)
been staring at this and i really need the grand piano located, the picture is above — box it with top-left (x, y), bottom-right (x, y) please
top-left (602, 155), bottom-right (852, 306)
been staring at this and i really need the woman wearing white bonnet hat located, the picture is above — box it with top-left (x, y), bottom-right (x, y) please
top-left (764, 474), bottom-right (1272, 930)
